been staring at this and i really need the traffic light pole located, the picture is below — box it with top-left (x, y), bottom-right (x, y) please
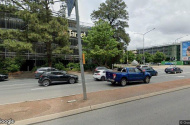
top-left (75, 0), bottom-right (87, 100)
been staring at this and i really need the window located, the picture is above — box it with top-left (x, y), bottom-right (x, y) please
top-left (128, 68), bottom-right (135, 73)
top-left (135, 68), bottom-right (141, 73)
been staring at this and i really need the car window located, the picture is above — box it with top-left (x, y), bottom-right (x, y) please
top-left (95, 71), bottom-right (100, 73)
top-left (38, 69), bottom-right (47, 71)
top-left (121, 69), bottom-right (126, 72)
top-left (51, 68), bottom-right (56, 71)
top-left (128, 68), bottom-right (135, 73)
top-left (135, 68), bottom-right (141, 73)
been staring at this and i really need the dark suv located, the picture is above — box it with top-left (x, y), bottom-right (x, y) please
top-left (38, 71), bottom-right (78, 87)
top-left (35, 67), bottom-right (58, 79)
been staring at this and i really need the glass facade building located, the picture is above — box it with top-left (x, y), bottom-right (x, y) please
top-left (136, 43), bottom-right (181, 61)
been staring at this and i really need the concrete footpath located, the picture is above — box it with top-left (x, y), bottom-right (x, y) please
top-left (1, 78), bottom-right (190, 125)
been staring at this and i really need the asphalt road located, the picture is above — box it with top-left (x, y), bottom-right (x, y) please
top-left (35, 87), bottom-right (190, 125)
top-left (0, 67), bottom-right (190, 105)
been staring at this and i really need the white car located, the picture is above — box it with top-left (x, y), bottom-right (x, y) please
top-left (93, 70), bottom-right (107, 81)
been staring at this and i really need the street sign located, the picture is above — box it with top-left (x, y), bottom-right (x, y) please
top-left (67, 0), bottom-right (76, 16)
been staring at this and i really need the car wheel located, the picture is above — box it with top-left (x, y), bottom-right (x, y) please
top-left (120, 78), bottom-right (127, 86)
top-left (69, 78), bottom-right (75, 84)
top-left (144, 76), bottom-right (150, 83)
top-left (42, 80), bottom-right (50, 87)
top-left (101, 76), bottom-right (106, 81)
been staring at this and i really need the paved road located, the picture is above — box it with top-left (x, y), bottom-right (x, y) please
top-left (0, 67), bottom-right (190, 105)
top-left (35, 87), bottom-right (190, 125)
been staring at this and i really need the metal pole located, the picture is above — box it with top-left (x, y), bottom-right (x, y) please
top-left (143, 35), bottom-right (145, 64)
top-left (126, 45), bottom-right (128, 65)
top-left (75, 0), bottom-right (87, 100)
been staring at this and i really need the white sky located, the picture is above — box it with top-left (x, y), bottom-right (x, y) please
top-left (56, 0), bottom-right (190, 50)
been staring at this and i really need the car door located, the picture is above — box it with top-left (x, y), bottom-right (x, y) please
top-left (127, 68), bottom-right (137, 81)
top-left (49, 72), bottom-right (60, 83)
top-left (58, 72), bottom-right (69, 82)
top-left (135, 68), bottom-right (144, 80)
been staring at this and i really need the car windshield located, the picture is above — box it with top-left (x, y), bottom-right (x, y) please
top-left (95, 71), bottom-right (100, 73)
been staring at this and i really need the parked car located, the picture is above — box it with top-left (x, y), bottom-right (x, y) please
top-left (94, 66), bottom-right (108, 72)
top-left (93, 70), bottom-right (107, 81)
top-left (38, 71), bottom-right (78, 87)
top-left (106, 67), bottom-right (152, 86)
top-left (35, 67), bottom-right (58, 79)
top-left (142, 67), bottom-right (158, 76)
top-left (165, 67), bottom-right (183, 74)
top-left (0, 74), bottom-right (8, 81)
top-left (136, 65), bottom-right (149, 69)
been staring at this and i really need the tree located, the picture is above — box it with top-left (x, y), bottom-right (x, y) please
top-left (0, 0), bottom-right (71, 66)
top-left (91, 0), bottom-right (130, 45)
top-left (153, 51), bottom-right (166, 63)
top-left (83, 20), bottom-right (122, 67)
top-left (136, 54), bottom-right (143, 64)
top-left (144, 52), bottom-right (153, 63)
top-left (127, 51), bottom-right (135, 63)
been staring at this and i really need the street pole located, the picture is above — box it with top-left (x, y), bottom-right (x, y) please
top-left (134, 28), bottom-right (155, 65)
top-left (143, 34), bottom-right (145, 65)
top-left (75, 0), bottom-right (87, 100)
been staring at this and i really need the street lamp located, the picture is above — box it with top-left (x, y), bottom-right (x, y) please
top-left (134, 28), bottom-right (155, 64)
top-left (175, 35), bottom-right (189, 43)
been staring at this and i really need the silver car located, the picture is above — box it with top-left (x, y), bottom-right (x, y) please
top-left (35, 67), bottom-right (58, 79)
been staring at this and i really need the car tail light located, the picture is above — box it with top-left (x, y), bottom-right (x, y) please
top-left (40, 75), bottom-right (43, 78)
top-left (143, 69), bottom-right (145, 72)
top-left (171, 69), bottom-right (173, 71)
top-left (97, 73), bottom-right (100, 75)
top-left (113, 74), bottom-right (116, 79)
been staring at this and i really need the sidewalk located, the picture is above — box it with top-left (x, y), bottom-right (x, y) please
top-left (1, 78), bottom-right (190, 124)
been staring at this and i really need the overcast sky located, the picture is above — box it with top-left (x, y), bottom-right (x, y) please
top-left (61, 0), bottom-right (190, 50)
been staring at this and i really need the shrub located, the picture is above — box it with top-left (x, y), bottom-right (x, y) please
top-left (54, 62), bottom-right (66, 70)
top-left (7, 64), bottom-right (20, 73)
top-left (66, 63), bottom-right (80, 69)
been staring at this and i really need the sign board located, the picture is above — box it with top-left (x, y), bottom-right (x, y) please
top-left (181, 41), bottom-right (190, 61)
top-left (67, 0), bottom-right (76, 16)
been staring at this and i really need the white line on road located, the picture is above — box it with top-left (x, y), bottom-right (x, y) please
top-left (31, 88), bottom-right (44, 91)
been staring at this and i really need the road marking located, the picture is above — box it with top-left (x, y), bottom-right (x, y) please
top-left (31, 88), bottom-right (44, 91)
top-left (176, 76), bottom-right (185, 77)
top-left (0, 84), bottom-right (26, 87)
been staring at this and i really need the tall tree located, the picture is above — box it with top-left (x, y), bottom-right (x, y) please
top-left (153, 51), bottom-right (166, 63)
top-left (144, 52), bottom-right (153, 63)
top-left (136, 54), bottom-right (143, 64)
top-left (83, 20), bottom-right (122, 67)
top-left (91, 0), bottom-right (130, 44)
top-left (0, 0), bottom-right (71, 66)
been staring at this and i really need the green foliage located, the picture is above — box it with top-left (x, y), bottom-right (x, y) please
top-left (7, 64), bottom-right (20, 73)
top-left (91, 0), bottom-right (130, 44)
top-left (54, 62), bottom-right (66, 71)
top-left (153, 51), bottom-right (166, 63)
top-left (136, 54), bottom-right (143, 64)
top-left (0, 1), bottom-right (70, 67)
top-left (32, 66), bottom-right (38, 72)
top-left (1, 57), bottom-right (25, 73)
top-left (66, 63), bottom-right (80, 69)
top-left (84, 64), bottom-right (98, 71)
top-left (83, 20), bottom-right (122, 66)
top-left (126, 51), bottom-right (135, 63)
top-left (144, 52), bottom-right (153, 63)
